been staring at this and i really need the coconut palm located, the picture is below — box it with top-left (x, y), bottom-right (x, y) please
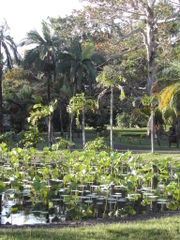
top-left (0, 23), bottom-right (20, 133)
top-left (21, 21), bottom-right (63, 146)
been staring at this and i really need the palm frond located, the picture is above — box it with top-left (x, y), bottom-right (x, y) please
top-left (82, 42), bottom-right (94, 60)
top-left (69, 38), bottom-right (82, 60)
top-left (159, 83), bottom-right (180, 112)
top-left (23, 48), bottom-right (44, 72)
top-left (42, 21), bottom-right (51, 43)
top-left (83, 59), bottom-right (97, 83)
top-left (5, 36), bottom-right (20, 64)
top-left (2, 41), bottom-right (13, 69)
top-left (21, 30), bottom-right (45, 46)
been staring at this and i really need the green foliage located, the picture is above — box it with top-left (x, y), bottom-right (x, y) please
top-left (21, 100), bottom-right (57, 147)
top-left (82, 42), bottom-right (95, 60)
top-left (67, 93), bottom-right (97, 126)
top-left (28, 100), bottom-right (57, 126)
top-left (0, 131), bottom-right (15, 146)
top-left (170, 90), bottom-right (180, 116)
top-left (0, 180), bottom-right (6, 193)
top-left (116, 112), bottom-right (130, 128)
top-left (142, 94), bottom-right (150, 107)
top-left (51, 137), bottom-right (72, 150)
top-left (84, 137), bottom-right (108, 151)
top-left (0, 143), bottom-right (179, 222)
top-left (20, 125), bottom-right (42, 148)
top-left (163, 106), bottom-right (176, 125)
top-left (97, 65), bottom-right (125, 88)
top-left (154, 109), bottom-right (164, 125)
top-left (116, 109), bottom-right (148, 128)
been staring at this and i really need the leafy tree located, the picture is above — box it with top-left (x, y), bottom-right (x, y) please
top-left (0, 22), bottom-right (20, 132)
top-left (3, 68), bottom-right (39, 131)
top-left (81, 0), bottom-right (179, 152)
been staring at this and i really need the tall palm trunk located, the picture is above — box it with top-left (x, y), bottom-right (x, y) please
top-left (58, 98), bottom-right (64, 136)
top-left (48, 115), bottom-right (53, 147)
top-left (145, 3), bottom-right (157, 153)
top-left (69, 115), bottom-right (73, 148)
top-left (0, 43), bottom-right (3, 133)
top-left (150, 106), bottom-right (155, 153)
top-left (82, 108), bottom-right (85, 148)
top-left (69, 77), bottom-right (77, 147)
top-left (47, 71), bottom-right (53, 147)
top-left (110, 87), bottom-right (113, 150)
top-left (0, 70), bottom-right (2, 134)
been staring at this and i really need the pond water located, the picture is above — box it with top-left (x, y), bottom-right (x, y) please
top-left (0, 147), bottom-right (179, 226)
top-left (0, 183), bottom-right (170, 225)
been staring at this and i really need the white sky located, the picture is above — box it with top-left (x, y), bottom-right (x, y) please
top-left (0, 0), bottom-right (82, 43)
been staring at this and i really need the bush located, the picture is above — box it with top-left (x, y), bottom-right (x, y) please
top-left (84, 137), bottom-right (109, 151)
top-left (116, 112), bottom-right (130, 128)
top-left (116, 109), bottom-right (149, 128)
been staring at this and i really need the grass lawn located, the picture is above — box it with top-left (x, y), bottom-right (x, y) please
top-left (135, 152), bottom-right (180, 161)
top-left (35, 127), bottom-right (180, 151)
top-left (0, 216), bottom-right (179, 240)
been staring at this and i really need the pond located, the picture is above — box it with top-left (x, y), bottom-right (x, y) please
top-left (0, 144), bottom-right (179, 225)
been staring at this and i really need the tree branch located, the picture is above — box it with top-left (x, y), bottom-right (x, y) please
top-left (157, 10), bottom-right (180, 24)
top-left (97, 88), bottom-right (108, 109)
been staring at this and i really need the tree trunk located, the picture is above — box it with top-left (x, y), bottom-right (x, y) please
top-left (82, 108), bottom-right (85, 148)
top-left (0, 69), bottom-right (3, 134)
top-left (110, 87), bottom-right (113, 150)
top-left (69, 115), bottom-right (73, 148)
top-left (58, 98), bottom-right (64, 136)
top-left (47, 71), bottom-right (53, 147)
top-left (47, 73), bottom-right (51, 104)
top-left (0, 42), bottom-right (3, 134)
top-left (48, 115), bottom-right (53, 147)
top-left (145, 3), bottom-right (157, 153)
top-left (73, 77), bottom-right (77, 96)
top-left (151, 105), bottom-right (155, 153)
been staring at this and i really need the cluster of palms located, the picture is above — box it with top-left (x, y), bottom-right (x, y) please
top-left (0, 21), bottom-right (101, 147)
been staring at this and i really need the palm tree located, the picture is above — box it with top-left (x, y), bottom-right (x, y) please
top-left (57, 38), bottom-right (98, 143)
top-left (159, 83), bottom-right (180, 140)
top-left (57, 38), bottom-right (97, 96)
top-left (97, 65), bottom-right (125, 150)
top-left (22, 21), bottom-right (63, 102)
top-left (67, 93), bottom-right (97, 148)
top-left (21, 21), bottom-right (63, 146)
top-left (0, 22), bottom-right (20, 133)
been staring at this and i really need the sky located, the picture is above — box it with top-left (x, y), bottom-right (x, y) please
top-left (0, 0), bottom-right (83, 43)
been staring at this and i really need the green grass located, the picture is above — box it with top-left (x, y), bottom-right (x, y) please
top-left (0, 216), bottom-right (179, 240)
top-left (35, 127), bottom-right (179, 151)
top-left (10, 127), bottom-right (178, 151)
top-left (137, 152), bottom-right (180, 161)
